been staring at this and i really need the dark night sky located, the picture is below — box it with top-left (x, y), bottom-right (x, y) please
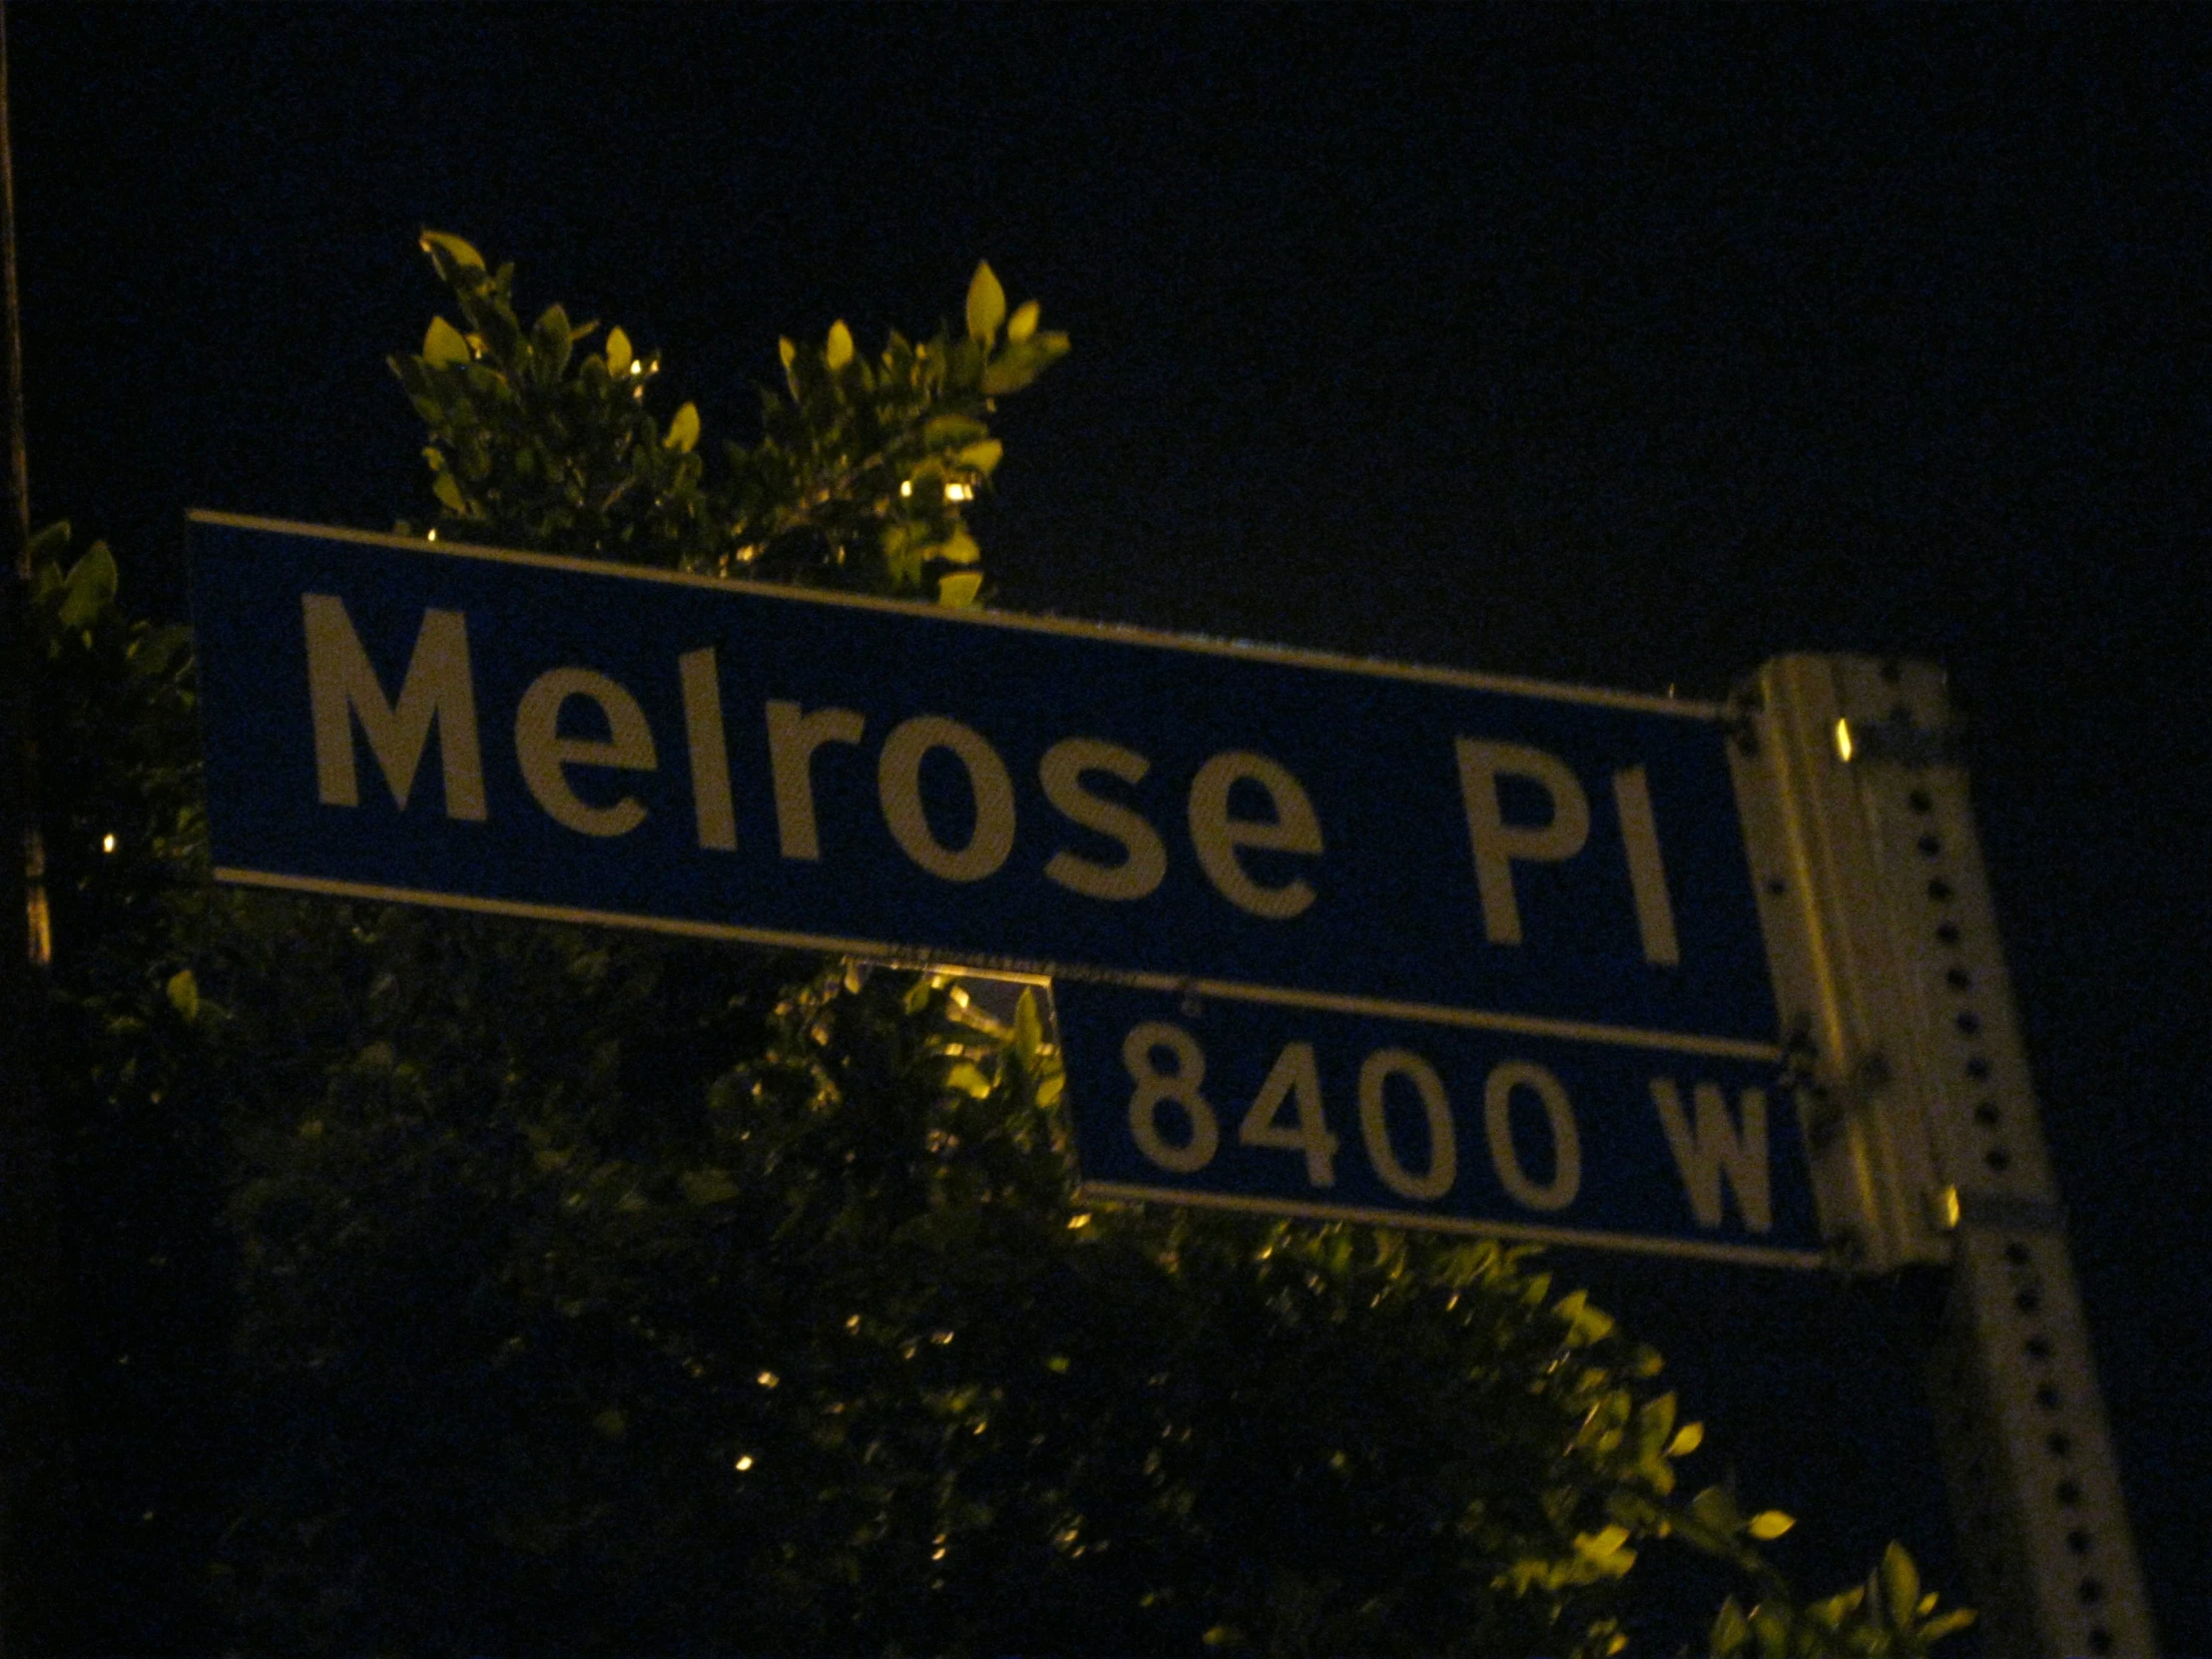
top-left (15, 5), bottom-right (2210, 1647)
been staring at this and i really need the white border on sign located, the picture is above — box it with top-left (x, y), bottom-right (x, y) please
top-left (187, 510), bottom-right (1727, 720)
top-left (211, 868), bottom-right (1784, 1064)
top-left (1076, 1181), bottom-right (1827, 1271)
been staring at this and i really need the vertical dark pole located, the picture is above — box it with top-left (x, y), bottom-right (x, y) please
top-left (0, 2), bottom-right (76, 1649)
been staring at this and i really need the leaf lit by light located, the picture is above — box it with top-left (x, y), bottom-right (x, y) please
top-left (1834, 718), bottom-right (1854, 762)
top-left (1066, 1213), bottom-right (1091, 1230)
top-left (944, 482), bottom-right (974, 502)
top-left (757, 1370), bottom-right (780, 1388)
top-left (101, 833), bottom-right (117, 854)
top-left (734, 1453), bottom-right (755, 1471)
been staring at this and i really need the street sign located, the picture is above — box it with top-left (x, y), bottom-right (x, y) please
top-left (187, 513), bottom-right (1780, 1069)
top-left (1053, 980), bottom-right (1819, 1266)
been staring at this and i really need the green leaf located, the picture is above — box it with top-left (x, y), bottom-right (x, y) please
top-left (422, 315), bottom-right (470, 367)
top-left (59, 542), bottom-right (119, 631)
top-left (664, 401), bottom-right (701, 452)
top-left (680, 1168), bottom-right (741, 1206)
top-left (954, 439), bottom-right (1004, 475)
top-left (27, 519), bottom-right (69, 570)
top-left (966, 262), bottom-right (1006, 342)
top-left (1879, 1541), bottom-right (1921, 1626)
top-left (532, 303), bottom-right (574, 376)
top-left (1710, 1597), bottom-right (1751, 1656)
top-left (936, 571), bottom-right (982, 608)
top-left (945, 1061), bottom-right (992, 1099)
top-left (166, 967), bottom-right (200, 1022)
top-left (432, 470), bottom-right (468, 513)
top-left (826, 320), bottom-right (854, 370)
top-left (1666, 1420), bottom-right (1705, 1457)
top-left (1746, 1508), bottom-right (1796, 1540)
top-left (1007, 299), bottom-right (1040, 343)
top-left (606, 326), bottom-right (634, 376)
top-left (592, 1407), bottom-right (628, 1440)
top-left (418, 229), bottom-right (485, 271)
top-left (1691, 1485), bottom-right (1743, 1534)
top-left (934, 532), bottom-right (981, 566)
top-left (980, 331), bottom-right (1072, 395)
top-left (922, 413), bottom-right (990, 447)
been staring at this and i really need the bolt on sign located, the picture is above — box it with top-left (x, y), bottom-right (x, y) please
top-left (187, 512), bottom-right (1813, 1263)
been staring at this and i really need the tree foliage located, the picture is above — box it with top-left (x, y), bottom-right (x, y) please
top-left (26, 238), bottom-right (1971, 1655)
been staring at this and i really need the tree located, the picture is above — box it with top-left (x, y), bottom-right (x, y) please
top-left (27, 235), bottom-right (1972, 1656)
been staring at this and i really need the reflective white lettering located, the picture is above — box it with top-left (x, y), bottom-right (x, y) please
top-left (1482, 1060), bottom-right (1581, 1213)
top-left (1611, 765), bottom-right (1680, 966)
top-left (1040, 738), bottom-right (1168, 901)
top-left (302, 594), bottom-right (486, 821)
top-left (1358, 1047), bottom-right (1454, 1201)
top-left (514, 668), bottom-right (658, 837)
top-left (1453, 739), bottom-right (1589, 946)
top-left (1124, 1022), bottom-right (1218, 1174)
top-left (1188, 751), bottom-right (1323, 919)
top-left (1650, 1079), bottom-right (1771, 1233)
top-left (766, 701), bottom-right (864, 860)
top-left (878, 716), bottom-right (1016, 882)
top-left (679, 649), bottom-right (737, 851)
top-left (1238, 1040), bottom-right (1338, 1186)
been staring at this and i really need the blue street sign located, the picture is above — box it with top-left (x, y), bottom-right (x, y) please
top-left (1052, 980), bottom-right (1819, 1267)
top-left (188, 512), bottom-right (1779, 1064)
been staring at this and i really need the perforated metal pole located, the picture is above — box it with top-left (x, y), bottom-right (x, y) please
top-left (1731, 653), bottom-right (2156, 1657)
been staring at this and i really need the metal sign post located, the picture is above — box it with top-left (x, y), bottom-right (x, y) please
top-left (1734, 654), bottom-right (2155, 1657)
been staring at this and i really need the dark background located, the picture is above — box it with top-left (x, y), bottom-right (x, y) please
top-left (14, 4), bottom-right (2207, 1648)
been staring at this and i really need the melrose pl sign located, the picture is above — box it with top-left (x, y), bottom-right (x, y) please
top-left (187, 513), bottom-right (1815, 1264)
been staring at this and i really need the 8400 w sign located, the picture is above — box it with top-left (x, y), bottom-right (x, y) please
top-left (1054, 981), bottom-right (1818, 1266)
